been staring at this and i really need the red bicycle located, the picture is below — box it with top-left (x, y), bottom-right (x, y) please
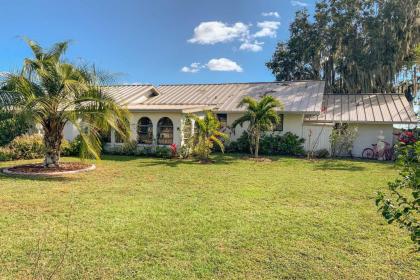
top-left (362, 141), bottom-right (394, 160)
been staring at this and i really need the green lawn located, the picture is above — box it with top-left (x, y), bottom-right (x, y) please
top-left (0, 155), bottom-right (418, 279)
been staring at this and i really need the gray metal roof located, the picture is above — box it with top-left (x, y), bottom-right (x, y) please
top-left (101, 85), bottom-right (158, 105)
top-left (304, 94), bottom-right (418, 124)
top-left (148, 81), bottom-right (325, 113)
top-left (126, 104), bottom-right (215, 113)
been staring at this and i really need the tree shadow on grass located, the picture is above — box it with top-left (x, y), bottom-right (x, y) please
top-left (0, 172), bottom-right (81, 183)
top-left (136, 156), bottom-right (238, 168)
top-left (100, 153), bottom-right (286, 168)
top-left (312, 160), bottom-right (367, 171)
top-left (100, 155), bottom-right (140, 162)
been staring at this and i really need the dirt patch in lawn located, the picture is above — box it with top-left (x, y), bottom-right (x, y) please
top-left (243, 157), bottom-right (273, 163)
top-left (2, 162), bottom-right (95, 176)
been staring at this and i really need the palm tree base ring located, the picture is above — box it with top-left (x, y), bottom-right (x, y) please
top-left (2, 163), bottom-right (96, 176)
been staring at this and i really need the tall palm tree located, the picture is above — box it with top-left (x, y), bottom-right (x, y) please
top-left (0, 39), bottom-right (130, 167)
top-left (187, 111), bottom-right (228, 162)
top-left (232, 95), bottom-right (283, 158)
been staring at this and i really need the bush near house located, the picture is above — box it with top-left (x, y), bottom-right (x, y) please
top-left (105, 142), bottom-right (173, 159)
top-left (314, 148), bottom-right (330, 158)
top-left (61, 135), bottom-right (83, 157)
top-left (227, 131), bottom-right (305, 156)
top-left (330, 124), bottom-right (358, 157)
top-left (0, 147), bottom-right (14, 161)
top-left (0, 111), bottom-right (31, 147)
top-left (0, 134), bottom-right (77, 161)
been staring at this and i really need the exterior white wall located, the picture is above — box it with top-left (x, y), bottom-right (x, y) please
top-left (108, 111), bottom-right (184, 148)
top-left (227, 113), bottom-right (333, 153)
top-left (63, 122), bottom-right (79, 141)
top-left (227, 113), bottom-right (305, 141)
top-left (61, 110), bottom-right (395, 159)
top-left (302, 123), bottom-right (333, 153)
top-left (349, 124), bottom-right (394, 157)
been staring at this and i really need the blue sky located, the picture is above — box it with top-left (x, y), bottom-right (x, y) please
top-left (0, 0), bottom-right (315, 85)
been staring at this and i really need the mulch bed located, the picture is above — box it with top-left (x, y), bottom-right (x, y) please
top-left (3, 162), bottom-right (94, 175)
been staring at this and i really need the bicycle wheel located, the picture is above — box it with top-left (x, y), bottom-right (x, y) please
top-left (362, 148), bottom-right (374, 159)
top-left (385, 148), bottom-right (395, 161)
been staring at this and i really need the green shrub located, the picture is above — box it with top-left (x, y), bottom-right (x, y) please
top-left (120, 141), bottom-right (138, 156)
top-left (228, 131), bottom-right (305, 156)
top-left (330, 124), bottom-right (358, 157)
top-left (275, 132), bottom-right (305, 156)
top-left (60, 139), bottom-right (71, 156)
top-left (179, 144), bottom-right (192, 159)
top-left (155, 146), bottom-right (172, 158)
top-left (226, 131), bottom-right (251, 153)
top-left (137, 146), bottom-right (154, 156)
top-left (8, 134), bottom-right (45, 160)
top-left (0, 147), bottom-right (14, 161)
top-left (260, 134), bottom-right (276, 155)
top-left (315, 149), bottom-right (330, 158)
top-left (0, 134), bottom-right (81, 161)
top-left (0, 111), bottom-right (31, 146)
top-left (62, 135), bottom-right (83, 156)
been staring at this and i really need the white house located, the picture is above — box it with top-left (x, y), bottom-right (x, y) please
top-left (63, 81), bottom-right (418, 157)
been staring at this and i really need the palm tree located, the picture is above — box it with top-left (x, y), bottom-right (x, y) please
top-left (0, 39), bottom-right (130, 167)
top-left (232, 95), bottom-right (283, 158)
top-left (187, 111), bottom-right (228, 162)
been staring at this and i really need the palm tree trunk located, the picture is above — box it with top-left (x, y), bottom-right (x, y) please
top-left (254, 131), bottom-right (260, 158)
top-left (43, 127), bottom-right (63, 168)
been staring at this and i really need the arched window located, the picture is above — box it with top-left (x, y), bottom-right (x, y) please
top-left (157, 117), bottom-right (173, 145)
top-left (137, 117), bottom-right (153, 144)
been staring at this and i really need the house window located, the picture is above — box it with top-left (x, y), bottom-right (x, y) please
top-left (100, 130), bottom-right (111, 143)
top-left (115, 130), bottom-right (124, 143)
top-left (157, 117), bottom-right (173, 145)
top-left (274, 114), bottom-right (284, 132)
top-left (216, 113), bottom-right (227, 129)
top-left (137, 117), bottom-right (153, 144)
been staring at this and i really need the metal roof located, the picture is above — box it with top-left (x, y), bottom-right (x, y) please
top-left (101, 85), bottom-right (158, 105)
top-left (304, 94), bottom-right (418, 124)
top-left (126, 104), bottom-right (215, 113)
top-left (148, 81), bottom-right (325, 113)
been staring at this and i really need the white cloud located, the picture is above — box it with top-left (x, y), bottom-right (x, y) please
top-left (291, 0), bottom-right (308, 7)
top-left (188, 21), bottom-right (249, 45)
top-left (181, 62), bottom-right (203, 73)
top-left (187, 19), bottom-right (281, 52)
top-left (261, 11), bottom-right (280, 18)
top-left (239, 40), bottom-right (264, 52)
top-left (206, 58), bottom-right (243, 72)
top-left (123, 82), bottom-right (143, 85)
top-left (0, 71), bottom-right (9, 78)
top-left (254, 21), bottom-right (281, 38)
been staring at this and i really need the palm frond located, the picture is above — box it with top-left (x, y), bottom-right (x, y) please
top-left (2, 38), bottom-right (131, 165)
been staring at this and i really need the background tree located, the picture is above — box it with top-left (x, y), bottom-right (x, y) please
top-left (267, 0), bottom-right (420, 94)
top-left (231, 96), bottom-right (283, 158)
top-left (188, 111), bottom-right (228, 162)
top-left (0, 39), bottom-right (130, 167)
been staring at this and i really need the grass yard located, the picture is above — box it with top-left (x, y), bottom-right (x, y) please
top-left (0, 155), bottom-right (418, 279)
